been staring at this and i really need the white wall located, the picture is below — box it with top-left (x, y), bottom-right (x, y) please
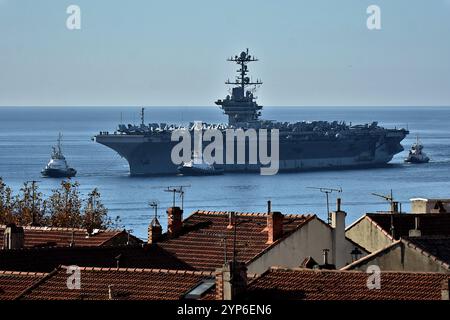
top-left (346, 217), bottom-right (393, 253)
top-left (247, 218), bottom-right (367, 274)
top-left (349, 242), bottom-right (449, 273)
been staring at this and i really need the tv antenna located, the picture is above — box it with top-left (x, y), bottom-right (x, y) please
top-left (164, 185), bottom-right (191, 210)
top-left (371, 190), bottom-right (400, 213)
top-left (202, 231), bottom-right (229, 264)
top-left (307, 187), bottom-right (342, 224)
top-left (148, 200), bottom-right (160, 220)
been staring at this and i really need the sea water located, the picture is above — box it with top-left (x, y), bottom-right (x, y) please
top-left (0, 106), bottom-right (449, 240)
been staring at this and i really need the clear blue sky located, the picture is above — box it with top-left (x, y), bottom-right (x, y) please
top-left (1, 0), bottom-right (449, 106)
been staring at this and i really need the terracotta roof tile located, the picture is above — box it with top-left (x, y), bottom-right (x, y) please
top-left (0, 271), bottom-right (46, 300)
top-left (19, 266), bottom-right (213, 300)
top-left (0, 225), bottom-right (141, 248)
top-left (245, 268), bottom-right (449, 300)
top-left (158, 211), bottom-right (312, 271)
top-left (0, 244), bottom-right (193, 272)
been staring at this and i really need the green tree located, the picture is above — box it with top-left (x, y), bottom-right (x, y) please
top-left (48, 180), bottom-right (83, 228)
top-left (0, 178), bottom-right (15, 224)
top-left (82, 188), bottom-right (110, 231)
top-left (2, 179), bottom-right (115, 230)
top-left (13, 181), bottom-right (47, 226)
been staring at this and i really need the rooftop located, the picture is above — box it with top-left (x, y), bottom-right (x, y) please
top-left (0, 225), bottom-right (141, 248)
top-left (410, 198), bottom-right (450, 202)
top-left (158, 210), bottom-right (314, 271)
top-left (342, 236), bottom-right (450, 271)
top-left (245, 267), bottom-right (449, 300)
top-left (0, 270), bottom-right (46, 300)
top-left (405, 236), bottom-right (450, 267)
top-left (0, 244), bottom-right (193, 273)
top-left (18, 266), bottom-right (214, 300)
top-left (347, 213), bottom-right (450, 240)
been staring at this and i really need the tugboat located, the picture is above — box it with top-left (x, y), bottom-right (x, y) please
top-left (178, 160), bottom-right (224, 176)
top-left (41, 134), bottom-right (77, 178)
top-left (177, 152), bottom-right (224, 176)
top-left (404, 136), bottom-right (430, 164)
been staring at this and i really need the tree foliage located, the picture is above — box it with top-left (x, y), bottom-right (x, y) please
top-left (82, 188), bottom-right (111, 231)
top-left (47, 181), bottom-right (83, 228)
top-left (13, 181), bottom-right (47, 226)
top-left (0, 178), bottom-right (14, 225)
top-left (0, 178), bottom-right (112, 230)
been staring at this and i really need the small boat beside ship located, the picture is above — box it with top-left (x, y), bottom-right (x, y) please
top-left (404, 136), bottom-right (430, 164)
top-left (177, 151), bottom-right (224, 176)
top-left (177, 160), bottom-right (224, 176)
top-left (41, 133), bottom-right (77, 178)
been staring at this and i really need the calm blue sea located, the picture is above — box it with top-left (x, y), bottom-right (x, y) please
top-left (1, 106), bottom-right (449, 240)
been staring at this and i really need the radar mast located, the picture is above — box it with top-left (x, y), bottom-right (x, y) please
top-left (215, 49), bottom-right (263, 126)
top-left (225, 48), bottom-right (263, 90)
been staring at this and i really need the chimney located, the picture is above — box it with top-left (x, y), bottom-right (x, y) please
top-left (267, 200), bottom-right (272, 214)
top-left (323, 248), bottom-right (329, 265)
top-left (318, 248), bottom-right (335, 270)
top-left (408, 216), bottom-right (422, 237)
top-left (108, 285), bottom-right (116, 300)
top-left (227, 212), bottom-right (236, 229)
top-left (2, 224), bottom-right (25, 250)
top-left (215, 261), bottom-right (247, 300)
top-left (442, 279), bottom-right (449, 300)
top-left (115, 254), bottom-right (122, 270)
top-left (331, 198), bottom-right (346, 268)
top-left (167, 206), bottom-right (183, 238)
top-left (266, 211), bottom-right (284, 244)
top-left (148, 217), bottom-right (162, 244)
top-left (391, 201), bottom-right (399, 214)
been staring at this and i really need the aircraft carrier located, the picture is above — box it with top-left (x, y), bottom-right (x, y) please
top-left (94, 49), bottom-right (409, 176)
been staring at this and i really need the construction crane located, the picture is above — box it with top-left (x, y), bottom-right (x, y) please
top-left (307, 187), bottom-right (342, 224)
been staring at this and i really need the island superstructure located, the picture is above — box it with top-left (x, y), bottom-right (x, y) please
top-left (94, 49), bottom-right (409, 176)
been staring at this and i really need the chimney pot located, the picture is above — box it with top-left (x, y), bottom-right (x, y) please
top-left (331, 204), bottom-right (347, 268)
top-left (215, 261), bottom-right (247, 300)
top-left (442, 279), bottom-right (450, 301)
top-left (266, 211), bottom-right (284, 244)
top-left (337, 198), bottom-right (341, 212)
top-left (227, 212), bottom-right (236, 229)
top-left (267, 200), bottom-right (272, 213)
top-left (108, 285), bottom-right (115, 300)
top-left (322, 249), bottom-right (329, 265)
top-left (409, 216), bottom-right (422, 237)
top-left (2, 223), bottom-right (25, 250)
top-left (391, 201), bottom-right (399, 214)
top-left (167, 207), bottom-right (183, 238)
top-left (148, 217), bottom-right (162, 244)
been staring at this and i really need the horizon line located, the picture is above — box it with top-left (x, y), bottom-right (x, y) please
top-left (1, 105), bottom-right (450, 108)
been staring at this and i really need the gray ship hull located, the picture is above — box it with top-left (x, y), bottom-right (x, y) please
top-left (95, 131), bottom-right (407, 176)
top-left (95, 50), bottom-right (409, 176)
